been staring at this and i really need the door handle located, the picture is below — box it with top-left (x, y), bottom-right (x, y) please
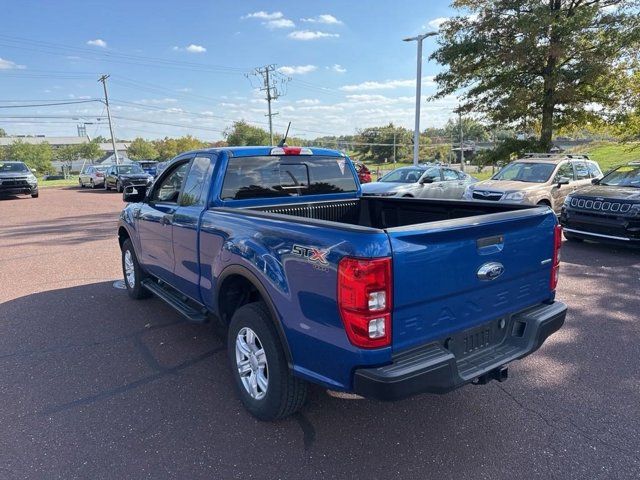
top-left (161, 214), bottom-right (174, 226)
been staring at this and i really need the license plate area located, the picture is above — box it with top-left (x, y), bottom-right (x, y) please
top-left (443, 318), bottom-right (508, 359)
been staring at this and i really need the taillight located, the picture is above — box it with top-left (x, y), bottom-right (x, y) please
top-left (96, 173), bottom-right (104, 177)
top-left (550, 224), bottom-right (562, 290)
top-left (337, 257), bottom-right (392, 348)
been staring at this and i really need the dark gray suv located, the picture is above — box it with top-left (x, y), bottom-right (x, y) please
top-left (0, 161), bottom-right (38, 198)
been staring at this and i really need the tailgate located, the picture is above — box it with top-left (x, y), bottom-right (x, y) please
top-left (387, 208), bottom-right (557, 353)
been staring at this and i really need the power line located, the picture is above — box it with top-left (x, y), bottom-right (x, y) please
top-left (0, 100), bottom-right (102, 108)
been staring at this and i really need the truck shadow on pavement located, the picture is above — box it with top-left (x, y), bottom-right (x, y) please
top-left (1, 271), bottom-right (639, 479)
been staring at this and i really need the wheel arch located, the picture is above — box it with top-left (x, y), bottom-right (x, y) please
top-left (216, 264), bottom-right (293, 366)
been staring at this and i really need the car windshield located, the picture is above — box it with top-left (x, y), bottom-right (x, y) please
top-left (599, 165), bottom-right (640, 188)
top-left (492, 162), bottom-right (556, 183)
top-left (116, 164), bottom-right (144, 174)
top-left (0, 162), bottom-right (29, 173)
top-left (379, 168), bottom-right (425, 183)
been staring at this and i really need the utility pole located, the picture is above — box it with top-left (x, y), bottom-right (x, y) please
top-left (249, 65), bottom-right (289, 146)
top-left (458, 108), bottom-right (464, 172)
top-left (393, 131), bottom-right (397, 164)
top-left (403, 31), bottom-right (438, 166)
top-left (98, 74), bottom-right (119, 165)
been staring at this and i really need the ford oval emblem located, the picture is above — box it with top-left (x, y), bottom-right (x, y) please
top-left (477, 262), bottom-right (505, 281)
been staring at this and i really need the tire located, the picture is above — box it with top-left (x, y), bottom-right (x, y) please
top-left (31, 191), bottom-right (39, 198)
top-left (116, 180), bottom-right (122, 193)
top-left (105, 181), bottom-right (111, 191)
top-left (121, 239), bottom-right (151, 300)
top-left (79, 178), bottom-right (84, 188)
top-left (564, 231), bottom-right (583, 243)
top-left (402, 194), bottom-right (413, 198)
top-left (228, 302), bottom-right (307, 421)
top-left (90, 179), bottom-right (95, 189)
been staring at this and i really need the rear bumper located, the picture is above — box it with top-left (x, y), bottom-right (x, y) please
top-left (353, 301), bottom-right (567, 401)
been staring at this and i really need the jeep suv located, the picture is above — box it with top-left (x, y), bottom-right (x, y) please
top-left (560, 161), bottom-right (640, 245)
top-left (0, 161), bottom-right (38, 198)
top-left (463, 154), bottom-right (602, 213)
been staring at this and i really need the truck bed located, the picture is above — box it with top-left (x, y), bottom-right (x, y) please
top-left (245, 197), bottom-right (538, 230)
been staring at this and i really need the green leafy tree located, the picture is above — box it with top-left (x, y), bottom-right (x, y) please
top-left (175, 135), bottom-right (206, 153)
top-left (78, 140), bottom-right (102, 161)
top-left (354, 123), bottom-right (413, 163)
top-left (432, 0), bottom-right (640, 148)
top-left (127, 137), bottom-right (159, 160)
top-left (0, 128), bottom-right (6, 137)
top-left (153, 137), bottom-right (178, 160)
top-left (443, 117), bottom-right (489, 142)
top-left (92, 135), bottom-right (108, 143)
top-left (225, 120), bottom-right (270, 146)
top-left (3, 141), bottom-right (54, 174)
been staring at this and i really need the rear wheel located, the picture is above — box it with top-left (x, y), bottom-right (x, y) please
top-left (228, 302), bottom-right (307, 421)
top-left (105, 180), bottom-right (111, 191)
top-left (121, 239), bottom-right (151, 299)
top-left (116, 180), bottom-right (123, 193)
top-left (79, 178), bottom-right (84, 188)
top-left (90, 179), bottom-right (95, 189)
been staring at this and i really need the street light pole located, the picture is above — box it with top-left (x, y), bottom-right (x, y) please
top-left (404, 31), bottom-right (437, 166)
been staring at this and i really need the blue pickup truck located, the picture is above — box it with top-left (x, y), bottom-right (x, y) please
top-left (117, 146), bottom-right (567, 420)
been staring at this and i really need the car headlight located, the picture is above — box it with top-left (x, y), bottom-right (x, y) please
top-left (563, 195), bottom-right (572, 207)
top-left (630, 204), bottom-right (640, 218)
top-left (27, 174), bottom-right (38, 184)
top-left (503, 191), bottom-right (525, 201)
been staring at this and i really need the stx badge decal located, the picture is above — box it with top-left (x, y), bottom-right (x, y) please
top-left (292, 244), bottom-right (329, 265)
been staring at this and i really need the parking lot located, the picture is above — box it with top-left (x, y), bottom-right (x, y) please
top-left (1, 187), bottom-right (639, 479)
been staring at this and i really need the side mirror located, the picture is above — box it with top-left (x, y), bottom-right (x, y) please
top-left (591, 178), bottom-right (600, 185)
top-left (556, 176), bottom-right (570, 187)
top-left (419, 177), bottom-right (434, 184)
top-left (123, 185), bottom-right (147, 203)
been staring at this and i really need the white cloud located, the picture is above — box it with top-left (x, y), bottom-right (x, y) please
top-left (340, 77), bottom-right (435, 91)
top-left (278, 64), bottom-right (317, 75)
top-left (296, 99), bottom-right (321, 105)
top-left (137, 98), bottom-right (179, 105)
top-left (0, 57), bottom-right (25, 70)
top-left (172, 44), bottom-right (206, 53)
top-left (330, 64), bottom-right (346, 73)
top-left (176, 87), bottom-right (192, 92)
top-left (185, 44), bottom-right (206, 53)
top-left (301, 14), bottom-right (342, 25)
top-left (243, 11), bottom-right (283, 20)
top-left (86, 39), bottom-right (107, 48)
top-left (266, 18), bottom-right (295, 29)
top-left (288, 30), bottom-right (340, 41)
top-left (427, 17), bottom-right (449, 30)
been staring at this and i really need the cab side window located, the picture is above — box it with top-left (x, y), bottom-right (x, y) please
top-left (587, 162), bottom-right (602, 178)
top-left (180, 156), bottom-right (214, 207)
top-left (150, 162), bottom-right (190, 204)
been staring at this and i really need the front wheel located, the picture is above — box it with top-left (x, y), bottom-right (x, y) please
top-left (116, 180), bottom-right (123, 193)
top-left (121, 239), bottom-right (151, 299)
top-left (31, 191), bottom-right (39, 198)
top-left (228, 302), bottom-right (307, 421)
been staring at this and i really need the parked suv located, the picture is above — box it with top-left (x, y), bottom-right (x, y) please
top-left (104, 164), bottom-right (153, 192)
top-left (0, 161), bottom-right (38, 198)
top-left (560, 161), bottom-right (640, 245)
top-left (464, 154), bottom-right (602, 213)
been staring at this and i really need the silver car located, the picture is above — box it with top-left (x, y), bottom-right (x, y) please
top-left (361, 165), bottom-right (477, 200)
top-left (79, 165), bottom-right (110, 189)
top-left (394, 166), bottom-right (478, 199)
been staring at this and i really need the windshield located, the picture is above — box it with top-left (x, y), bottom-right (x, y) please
top-left (116, 164), bottom-right (144, 174)
top-left (492, 162), bottom-right (556, 183)
top-left (600, 165), bottom-right (640, 188)
top-left (0, 162), bottom-right (29, 173)
top-left (379, 168), bottom-right (425, 183)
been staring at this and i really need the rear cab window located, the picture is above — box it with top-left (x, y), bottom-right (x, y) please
top-left (220, 155), bottom-right (357, 201)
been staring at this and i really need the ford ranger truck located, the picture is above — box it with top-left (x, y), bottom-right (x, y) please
top-left (117, 146), bottom-right (567, 421)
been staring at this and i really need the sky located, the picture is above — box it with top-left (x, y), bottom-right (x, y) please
top-left (0, 0), bottom-right (461, 141)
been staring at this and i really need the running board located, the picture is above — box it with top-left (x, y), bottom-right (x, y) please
top-left (141, 279), bottom-right (208, 323)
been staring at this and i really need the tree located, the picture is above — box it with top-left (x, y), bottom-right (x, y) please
top-left (77, 140), bottom-right (102, 161)
top-left (0, 128), bottom-right (6, 137)
top-left (443, 117), bottom-right (489, 142)
top-left (175, 135), bottom-right (206, 153)
top-left (225, 121), bottom-right (270, 146)
top-left (127, 137), bottom-right (158, 160)
top-left (431, 0), bottom-right (640, 148)
top-left (353, 123), bottom-right (413, 163)
top-left (153, 137), bottom-right (178, 160)
top-left (3, 141), bottom-right (54, 174)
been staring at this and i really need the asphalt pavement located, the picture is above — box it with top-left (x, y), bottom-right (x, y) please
top-left (0, 187), bottom-right (639, 480)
